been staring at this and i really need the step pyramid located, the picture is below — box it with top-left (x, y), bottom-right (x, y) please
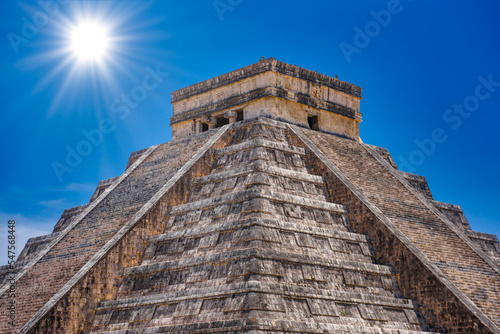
top-left (89, 118), bottom-right (433, 334)
top-left (0, 58), bottom-right (499, 333)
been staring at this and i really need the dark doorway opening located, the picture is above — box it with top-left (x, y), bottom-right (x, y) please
top-left (216, 117), bottom-right (229, 128)
top-left (236, 110), bottom-right (244, 122)
top-left (201, 123), bottom-right (209, 132)
top-left (308, 115), bottom-right (319, 131)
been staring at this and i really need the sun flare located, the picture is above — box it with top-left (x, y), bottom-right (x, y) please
top-left (71, 23), bottom-right (108, 60)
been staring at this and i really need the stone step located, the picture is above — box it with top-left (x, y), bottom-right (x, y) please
top-left (149, 217), bottom-right (367, 244)
top-left (212, 135), bottom-right (309, 175)
top-left (91, 317), bottom-right (433, 333)
top-left (213, 149), bottom-right (308, 175)
top-left (191, 162), bottom-right (328, 202)
top-left (117, 273), bottom-right (397, 304)
top-left (91, 282), bottom-right (427, 333)
top-left (141, 240), bottom-right (375, 270)
top-left (232, 116), bottom-right (289, 131)
top-left (142, 217), bottom-right (370, 263)
top-left (195, 160), bottom-right (324, 185)
top-left (165, 193), bottom-right (348, 233)
top-left (228, 117), bottom-right (290, 144)
top-left (216, 138), bottom-right (305, 157)
top-left (141, 219), bottom-right (373, 265)
top-left (91, 319), bottom-right (437, 334)
top-left (118, 248), bottom-right (395, 296)
top-left (231, 121), bottom-right (289, 144)
top-left (170, 188), bottom-right (345, 217)
top-left (133, 247), bottom-right (392, 276)
top-left (111, 281), bottom-right (413, 309)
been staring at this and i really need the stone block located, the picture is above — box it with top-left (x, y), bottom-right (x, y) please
top-left (185, 209), bottom-right (203, 224)
top-left (284, 203), bottom-right (302, 218)
top-left (153, 303), bottom-right (177, 319)
top-left (302, 265), bottom-right (325, 281)
top-left (357, 304), bottom-right (388, 321)
top-left (199, 232), bottom-right (219, 249)
top-left (173, 299), bottom-right (203, 317)
top-left (307, 299), bottom-right (339, 316)
top-left (295, 233), bottom-right (315, 248)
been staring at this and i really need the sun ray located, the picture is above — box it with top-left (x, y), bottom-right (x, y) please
top-left (14, 0), bottom-right (171, 117)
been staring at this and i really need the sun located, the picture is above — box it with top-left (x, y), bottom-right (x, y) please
top-left (71, 23), bottom-right (108, 60)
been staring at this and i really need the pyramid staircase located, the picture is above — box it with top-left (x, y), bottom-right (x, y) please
top-left (89, 118), bottom-right (436, 334)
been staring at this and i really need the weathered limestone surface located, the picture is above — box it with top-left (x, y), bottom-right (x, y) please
top-left (88, 118), bottom-right (435, 334)
top-left (170, 58), bottom-right (362, 140)
top-left (294, 126), bottom-right (500, 332)
top-left (0, 129), bottom-right (228, 334)
top-left (2, 59), bottom-right (499, 334)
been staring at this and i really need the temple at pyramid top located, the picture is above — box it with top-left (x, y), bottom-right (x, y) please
top-left (170, 57), bottom-right (362, 140)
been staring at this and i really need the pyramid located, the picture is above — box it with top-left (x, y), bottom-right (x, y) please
top-left (1, 58), bottom-right (499, 334)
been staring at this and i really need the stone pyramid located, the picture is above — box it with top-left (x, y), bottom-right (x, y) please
top-left (1, 58), bottom-right (499, 334)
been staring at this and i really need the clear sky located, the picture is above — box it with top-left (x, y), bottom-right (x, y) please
top-left (1, 0), bottom-right (499, 265)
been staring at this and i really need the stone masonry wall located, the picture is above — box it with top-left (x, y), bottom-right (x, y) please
top-left (170, 58), bottom-right (362, 140)
top-left (25, 128), bottom-right (232, 334)
top-left (288, 126), bottom-right (499, 333)
top-left (0, 128), bottom-right (230, 334)
top-left (87, 118), bottom-right (435, 334)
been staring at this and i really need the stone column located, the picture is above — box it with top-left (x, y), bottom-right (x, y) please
top-left (194, 119), bottom-right (202, 134)
top-left (201, 116), bottom-right (216, 129)
top-left (209, 118), bottom-right (217, 129)
top-left (224, 110), bottom-right (238, 123)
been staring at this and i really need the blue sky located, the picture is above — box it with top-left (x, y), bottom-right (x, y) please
top-left (0, 0), bottom-right (499, 265)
